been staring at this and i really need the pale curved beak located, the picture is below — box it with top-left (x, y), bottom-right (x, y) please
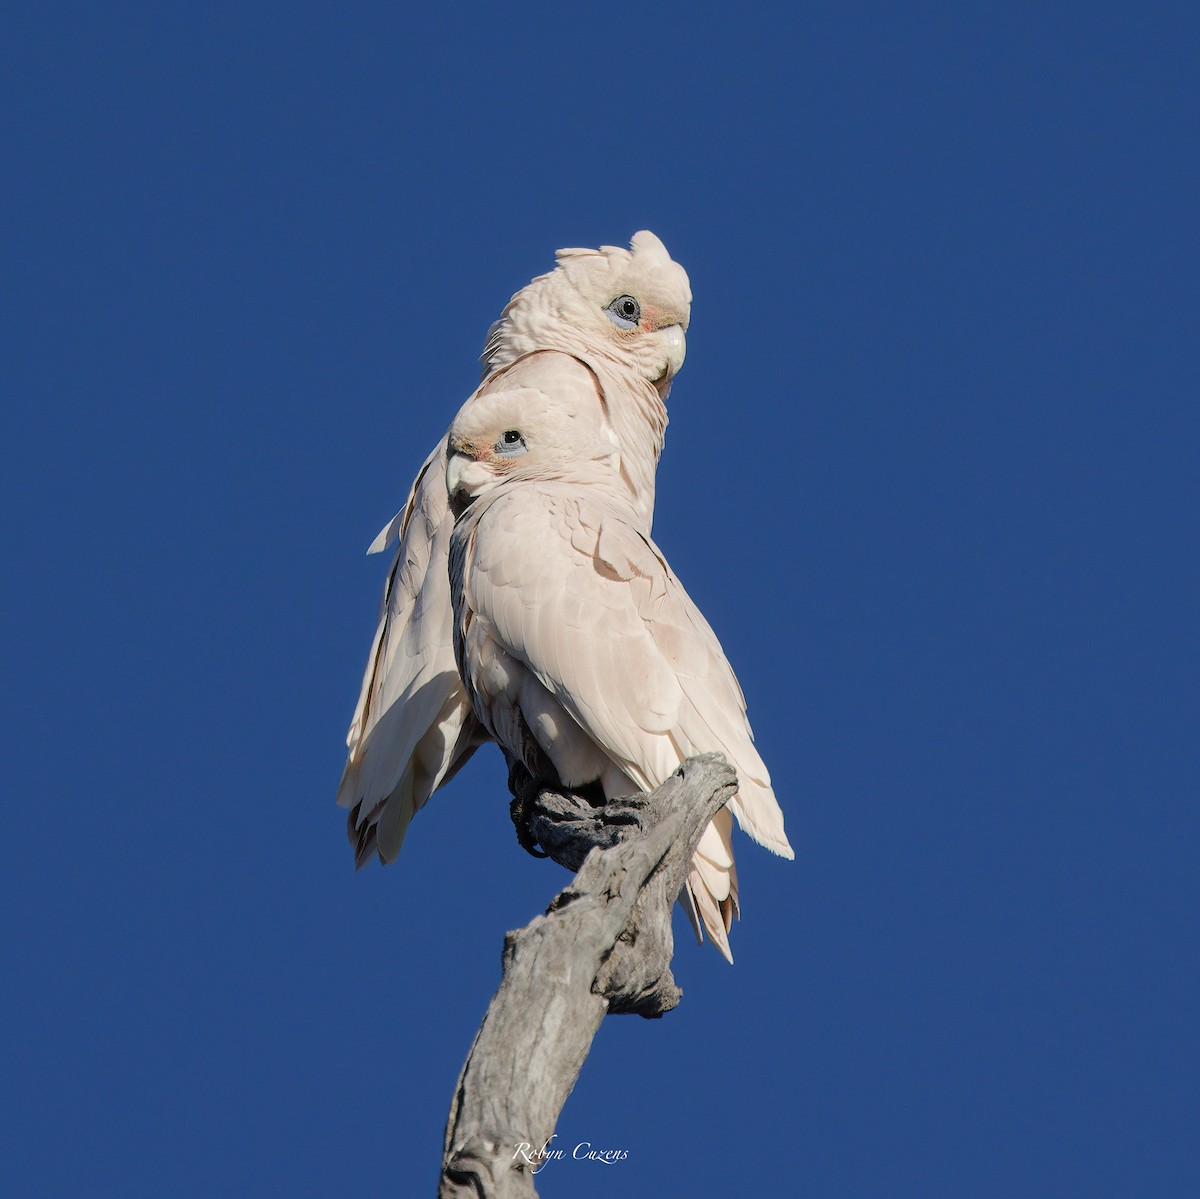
top-left (445, 447), bottom-right (470, 500)
top-left (445, 445), bottom-right (495, 516)
top-left (662, 323), bottom-right (686, 377)
top-left (653, 324), bottom-right (687, 401)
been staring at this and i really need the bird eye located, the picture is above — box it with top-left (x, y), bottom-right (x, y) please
top-left (495, 429), bottom-right (527, 457)
top-left (605, 294), bottom-right (641, 329)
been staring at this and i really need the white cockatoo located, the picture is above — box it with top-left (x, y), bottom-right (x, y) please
top-left (339, 233), bottom-right (692, 866)
top-left (445, 390), bottom-right (794, 961)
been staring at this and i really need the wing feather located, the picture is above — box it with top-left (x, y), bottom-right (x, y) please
top-left (454, 483), bottom-right (793, 946)
top-left (340, 353), bottom-right (610, 862)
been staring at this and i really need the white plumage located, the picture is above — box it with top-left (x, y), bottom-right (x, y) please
top-left (339, 233), bottom-right (692, 865)
top-left (446, 391), bottom-right (793, 961)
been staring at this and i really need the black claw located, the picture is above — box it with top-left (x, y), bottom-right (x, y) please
top-left (509, 788), bottom-right (549, 858)
top-left (506, 755), bottom-right (550, 858)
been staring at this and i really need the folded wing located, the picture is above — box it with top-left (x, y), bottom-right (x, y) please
top-left (453, 484), bottom-right (793, 958)
top-left (338, 354), bottom-right (617, 864)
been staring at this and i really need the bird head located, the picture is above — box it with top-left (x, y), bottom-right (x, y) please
top-left (481, 231), bottom-right (692, 398)
top-left (445, 388), bottom-right (620, 516)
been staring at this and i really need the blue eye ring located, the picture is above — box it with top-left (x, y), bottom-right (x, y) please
top-left (605, 294), bottom-right (641, 329)
top-left (495, 429), bottom-right (527, 457)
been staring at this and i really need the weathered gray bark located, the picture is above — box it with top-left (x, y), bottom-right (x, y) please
top-left (438, 753), bottom-right (737, 1199)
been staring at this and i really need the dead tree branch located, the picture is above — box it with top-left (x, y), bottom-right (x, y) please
top-left (438, 753), bottom-right (737, 1199)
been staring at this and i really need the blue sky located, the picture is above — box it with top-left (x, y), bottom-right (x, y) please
top-left (3, 4), bottom-right (1197, 1196)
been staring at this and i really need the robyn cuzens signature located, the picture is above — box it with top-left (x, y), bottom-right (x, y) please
top-left (513, 1136), bottom-right (629, 1174)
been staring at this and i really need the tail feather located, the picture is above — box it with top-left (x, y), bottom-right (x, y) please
top-left (678, 808), bottom-right (739, 963)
